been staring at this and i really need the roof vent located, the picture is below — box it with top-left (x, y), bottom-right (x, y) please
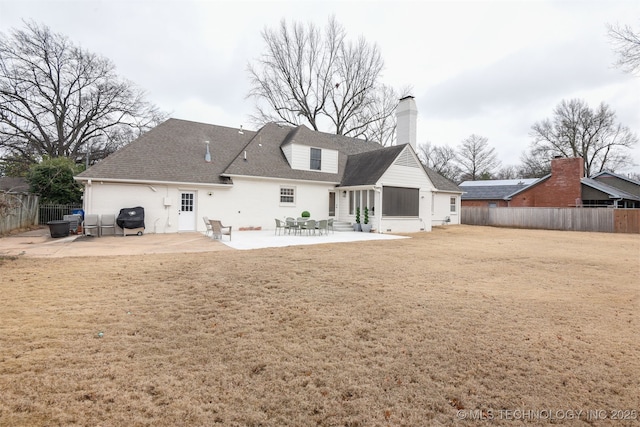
top-left (205, 141), bottom-right (211, 163)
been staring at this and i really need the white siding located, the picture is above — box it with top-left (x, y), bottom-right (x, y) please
top-left (377, 147), bottom-right (433, 233)
top-left (431, 193), bottom-right (461, 226)
top-left (281, 144), bottom-right (293, 165)
top-left (82, 178), bottom-right (339, 234)
top-left (289, 144), bottom-right (338, 173)
top-left (82, 182), bottom-right (192, 234)
top-left (81, 146), bottom-right (456, 235)
top-left (322, 149), bottom-right (339, 173)
top-left (379, 148), bottom-right (433, 188)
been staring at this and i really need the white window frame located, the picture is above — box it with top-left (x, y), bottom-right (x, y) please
top-left (450, 196), bottom-right (457, 213)
top-left (310, 147), bottom-right (321, 171)
top-left (280, 186), bottom-right (296, 205)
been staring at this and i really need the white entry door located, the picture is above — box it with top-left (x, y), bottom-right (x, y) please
top-left (178, 191), bottom-right (196, 231)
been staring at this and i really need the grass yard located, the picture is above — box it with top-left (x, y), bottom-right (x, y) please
top-left (0, 226), bottom-right (638, 426)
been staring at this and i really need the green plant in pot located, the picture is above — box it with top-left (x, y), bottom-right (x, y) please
top-left (301, 211), bottom-right (310, 218)
top-left (361, 207), bottom-right (372, 232)
top-left (353, 207), bottom-right (361, 231)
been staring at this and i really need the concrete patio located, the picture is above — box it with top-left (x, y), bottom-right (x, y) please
top-left (0, 227), bottom-right (408, 258)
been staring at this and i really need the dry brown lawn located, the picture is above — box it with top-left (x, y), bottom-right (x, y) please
top-left (0, 226), bottom-right (638, 426)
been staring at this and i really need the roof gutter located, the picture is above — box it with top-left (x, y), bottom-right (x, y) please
top-left (73, 176), bottom-right (232, 188)
top-left (222, 174), bottom-right (340, 185)
top-left (432, 189), bottom-right (464, 194)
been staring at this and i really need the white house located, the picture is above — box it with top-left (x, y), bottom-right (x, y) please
top-left (74, 97), bottom-right (462, 234)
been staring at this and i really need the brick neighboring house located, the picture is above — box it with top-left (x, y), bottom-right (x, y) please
top-left (458, 179), bottom-right (537, 207)
top-left (509, 157), bottom-right (583, 207)
top-left (582, 171), bottom-right (640, 208)
top-left (461, 157), bottom-right (640, 208)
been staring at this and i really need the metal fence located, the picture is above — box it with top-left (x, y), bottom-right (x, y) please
top-left (39, 203), bottom-right (82, 225)
top-left (0, 192), bottom-right (39, 235)
top-left (462, 207), bottom-right (640, 233)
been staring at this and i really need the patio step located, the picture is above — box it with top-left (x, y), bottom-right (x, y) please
top-left (332, 221), bottom-right (354, 232)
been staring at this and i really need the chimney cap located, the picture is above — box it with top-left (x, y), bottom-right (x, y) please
top-left (399, 95), bottom-right (414, 101)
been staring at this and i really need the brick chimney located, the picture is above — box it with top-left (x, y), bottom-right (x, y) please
top-left (396, 96), bottom-right (417, 151)
top-left (509, 157), bottom-right (583, 207)
top-left (547, 157), bottom-right (584, 206)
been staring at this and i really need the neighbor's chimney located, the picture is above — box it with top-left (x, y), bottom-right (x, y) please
top-left (396, 96), bottom-right (417, 150)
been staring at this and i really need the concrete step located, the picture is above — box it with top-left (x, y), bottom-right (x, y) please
top-left (332, 221), bottom-right (354, 232)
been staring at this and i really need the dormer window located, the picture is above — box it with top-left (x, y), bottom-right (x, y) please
top-left (310, 148), bottom-right (321, 170)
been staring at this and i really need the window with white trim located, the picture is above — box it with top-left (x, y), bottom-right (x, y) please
top-left (348, 189), bottom-right (376, 216)
top-left (310, 148), bottom-right (321, 170)
top-left (450, 196), bottom-right (457, 213)
top-left (280, 186), bottom-right (295, 204)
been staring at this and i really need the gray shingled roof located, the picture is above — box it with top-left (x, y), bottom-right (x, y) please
top-left (77, 118), bottom-right (459, 191)
top-left (282, 125), bottom-right (384, 155)
top-left (590, 170), bottom-right (640, 187)
top-left (76, 119), bottom-right (255, 184)
top-left (582, 178), bottom-right (640, 201)
top-left (223, 123), bottom-right (383, 182)
top-left (424, 167), bottom-right (462, 193)
top-left (461, 184), bottom-right (533, 200)
top-left (340, 144), bottom-right (406, 186)
top-left (0, 177), bottom-right (29, 192)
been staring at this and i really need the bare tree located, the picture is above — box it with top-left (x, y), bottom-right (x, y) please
top-left (607, 22), bottom-right (640, 76)
top-left (518, 150), bottom-right (552, 178)
top-left (247, 16), bottom-right (401, 143)
top-left (0, 21), bottom-right (166, 167)
top-left (494, 165), bottom-right (520, 180)
top-left (416, 142), bottom-right (460, 182)
top-left (456, 134), bottom-right (501, 181)
top-left (527, 99), bottom-right (637, 176)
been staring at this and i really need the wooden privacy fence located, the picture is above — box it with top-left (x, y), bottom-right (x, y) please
top-left (0, 192), bottom-right (39, 235)
top-left (614, 209), bottom-right (640, 233)
top-left (462, 207), bottom-right (640, 233)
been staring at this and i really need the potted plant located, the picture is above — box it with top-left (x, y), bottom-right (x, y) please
top-left (301, 210), bottom-right (310, 218)
top-left (353, 207), bottom-right (361, 231)
top-left (361, 207), bottom-right (372, 232)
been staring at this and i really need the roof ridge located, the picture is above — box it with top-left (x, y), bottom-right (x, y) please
top-left (591, 170), bottom-right (640, 186)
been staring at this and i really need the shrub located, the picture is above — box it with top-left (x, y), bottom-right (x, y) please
top-left (27, 157), bottom-right (83, 204)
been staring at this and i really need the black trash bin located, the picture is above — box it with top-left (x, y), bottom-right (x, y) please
top-left (47, 220), bottom-right (70, 238)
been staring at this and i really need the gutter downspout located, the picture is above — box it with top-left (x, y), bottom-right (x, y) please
top-left (85, 179), bottom-right (92, 213)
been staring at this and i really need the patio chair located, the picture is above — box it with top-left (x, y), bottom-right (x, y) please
top-left (275, 218), bottom-right (287, 235)
top-left (83, 214), bottom-right (100, 237)
top-left (285, 217), bottom-right (298, 235)
top-left (316, 219), bottom-right (328, 235)
top-left (327, 218), bottom-right (334, 234)
top-left (210, 219), bottom-right (232, 241)
top-left (99, 214), bottom-right (116, 236)
top-left (300, 219), bottom-right (316, 236)
top-left (203, 216), bottom-right (213, 237)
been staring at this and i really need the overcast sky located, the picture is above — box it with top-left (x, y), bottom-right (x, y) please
top-left (1, 0), bottom-right (639, 173)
